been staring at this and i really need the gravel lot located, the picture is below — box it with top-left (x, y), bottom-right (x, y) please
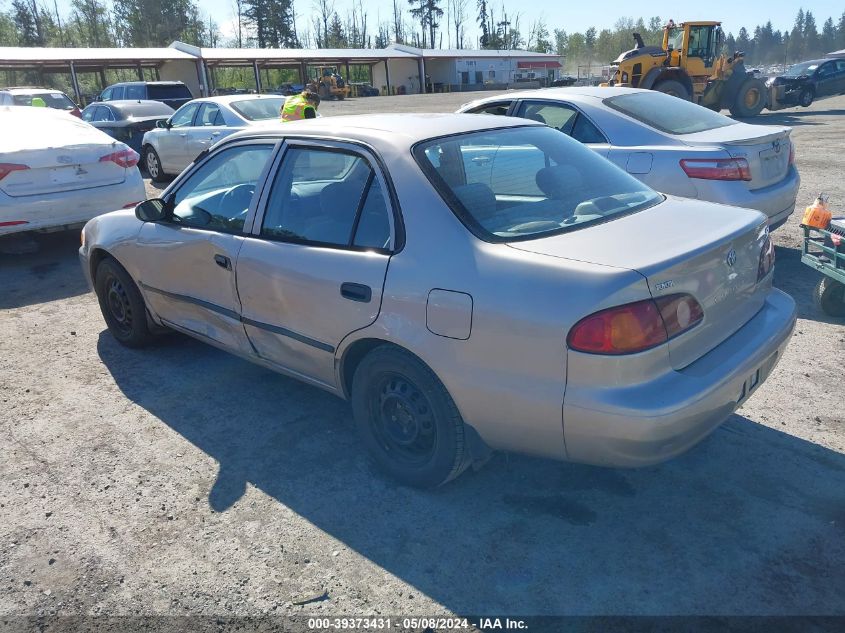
top-left (1, 92), bottom-right (844, 626)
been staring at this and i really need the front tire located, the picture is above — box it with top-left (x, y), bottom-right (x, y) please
top-left (351, 346), bottom-right (470, 487)
top-left (144, 146), bottom-right (167, 183)
top-left (653, 79), bottom-right (691, 101)
top-left (730, 78), bottom-right (767, 117)
top-left (799, 88), bottom-right (815, 108)
top-left (815, 277), bottom-right (845, 317)
top-left (95, 258), bottom-right (154, 348)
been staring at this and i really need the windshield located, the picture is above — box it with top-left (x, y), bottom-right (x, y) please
top-left (414, 126), bottom-right (662, 242)
top-left (783, 62), bottom-right (819, 77)
top-left (666, 27), bottom-right (684, 50)
top-left (148, 84), bottom-right (192, 100)
top-left (230, 97), bottom-right (286, 121)
top-left (604, 91), bottom-right (736, 135)
top-left (13, 92), bottom-right (74, 110)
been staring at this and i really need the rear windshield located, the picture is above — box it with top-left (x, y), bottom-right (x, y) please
top-left (414, 126), bottom-right (662, 242)
top-left (13, 92), bottom-right (74, 110)
top-left (230, 97), bottom-right (286, 120)
top-left (147, 84), bottom-right (192, 100)
top-left (604, 91), bottom-right (737, 135)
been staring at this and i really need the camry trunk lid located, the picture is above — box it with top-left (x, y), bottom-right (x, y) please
top-left (508, 198), bottom-right (771, 369)
top-left (1, 113), bottom-right (128, 197)
top-left (680, 123), bottom-right (792, 191)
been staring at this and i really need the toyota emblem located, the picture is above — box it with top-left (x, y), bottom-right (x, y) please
top-left (726, 248), bottom-right (737, 267)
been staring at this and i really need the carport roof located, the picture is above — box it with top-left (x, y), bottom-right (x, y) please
top-left (827, 49), bottom-right (845, 58)
top-left (0, 46), bottom-right (196, 71)
top-left (182, 46), bottom-right (419, 66)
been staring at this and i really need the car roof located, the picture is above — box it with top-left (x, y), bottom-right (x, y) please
top-left (465, 86), bottom-right (646, 106)
top-left (224, 113), bottom-right (541, 149)
top-left (190, 94), bottom-right (286, 106)
top-left (110, 81), bottom-right (186, 86)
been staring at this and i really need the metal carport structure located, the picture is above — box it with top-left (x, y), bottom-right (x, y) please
top-left (0, 46), bottom-right (199, 105)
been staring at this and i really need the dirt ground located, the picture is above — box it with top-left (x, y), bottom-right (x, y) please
top-left (1, 92), bottom-right (844, 627)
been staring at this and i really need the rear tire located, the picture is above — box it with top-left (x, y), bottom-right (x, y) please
top-left (815, 277), bottom-right (845, 317)
top-left (730, 78), bottom-right (767, 117)
top-left (95, 258), bottom-right (154, 348)
top-left (653, 79), bottom-right (691, 101)
top-left (144, 146), bottom-right (167, 184)
top-left (351, 345), bottom-right (470, 488)
top-left (799, 88), bottom-right (815, 108)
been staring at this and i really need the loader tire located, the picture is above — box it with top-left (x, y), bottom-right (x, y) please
top-left (730, 78), bottom-right (767, 117)
top-left (653, 80), bottom-right (691, 101)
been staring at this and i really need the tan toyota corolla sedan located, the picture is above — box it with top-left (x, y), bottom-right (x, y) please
top-left (79, 114), bottom-right (796, 487)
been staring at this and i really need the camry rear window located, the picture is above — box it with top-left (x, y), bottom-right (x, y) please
top-left (148, 85), bottom-right (192, 99)
top-left (14, 92), bottom-right (74, 109)
top-left (604, 91), bottom-right (737, 135)
top-left (230, 97), bottom-right (286, 120)
top-left (414, 126), bottom-right (662, 242)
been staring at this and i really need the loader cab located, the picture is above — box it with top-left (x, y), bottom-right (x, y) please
top-left (664, 21), bottom-right (722, 75)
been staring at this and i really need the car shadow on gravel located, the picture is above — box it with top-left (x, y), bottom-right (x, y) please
top-left (0, 230), bottom-right (90, 309)
top-left (774, 244), bottom-right (845, 325)
top-left (740, 108), bottom-right (845, 127)
top-left (97, 331), bottom-right (845, 615)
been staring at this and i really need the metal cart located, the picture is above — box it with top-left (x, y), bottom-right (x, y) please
top-left (801, 223), bottom-right (845, 317)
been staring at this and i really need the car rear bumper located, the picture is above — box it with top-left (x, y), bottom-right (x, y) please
top-left (0, 170), bottom-right (145, 236)
top-left (562, 288), bottom-right (796, 467)
top-left (693, 165), bottom-right (800, 223)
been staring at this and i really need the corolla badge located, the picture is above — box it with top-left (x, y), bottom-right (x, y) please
top-left (726, 248), bottom-right (737, 268)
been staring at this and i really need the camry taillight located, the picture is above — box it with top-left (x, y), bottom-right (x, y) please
top-left (680, 157), bottom-right (751, 181)
top-left (567, 294), bottom-right (704, 355)
top-left (0, 163), bottom-right (30, 181)
top-left (758, 233), bottom-right (775, 281)
top-left (99, 148), bottom-right (139, 168)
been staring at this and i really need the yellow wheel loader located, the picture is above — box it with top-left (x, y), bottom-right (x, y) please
top-left (308, 66), bottom-right (350, 101)
top-left (604, 20), bottom-right (771, 117)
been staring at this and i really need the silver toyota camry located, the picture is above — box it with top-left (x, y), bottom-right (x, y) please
top-left (79, 114), bottom-right (796, 487)
top-left (458, 88), bottom-right (800, 229)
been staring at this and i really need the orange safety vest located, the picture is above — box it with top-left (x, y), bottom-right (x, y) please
top-left (281, 94), bottom-right (316, 122)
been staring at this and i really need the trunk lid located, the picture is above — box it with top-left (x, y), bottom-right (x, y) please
top-left (680, 123), bottom-right (792, 191)
top-left (508, 197), bottom-right (771, 369)
top-left (1, 115), bottom-right (128, 197)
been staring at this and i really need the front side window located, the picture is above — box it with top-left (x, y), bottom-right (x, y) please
top-left (93, 106), bottom-right (114, 122)
top-left (604, 91), bottom-right (736, 135)
top-left (81, 106), bottom-right (95, 121)
top-left (100, 88), bottom-right (113, 101)
top-left (261, 147), bottom-right (391, 249)
top-left (414, 126), bottom-right (662, 242)
top-left (170, 144), bottom-right (274, 232)
top-left (111, 86), bottom-right (125, 100)
top-left (169, 103), bottom-right (198, 128)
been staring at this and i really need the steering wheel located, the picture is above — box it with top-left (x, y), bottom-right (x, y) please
top-left (220, 183), bottom-right (256, 215)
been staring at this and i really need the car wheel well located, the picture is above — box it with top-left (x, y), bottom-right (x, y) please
top-left (88, 247), bottom-right (114, 282)
top-left (340, 338), bottom-right (397, 398)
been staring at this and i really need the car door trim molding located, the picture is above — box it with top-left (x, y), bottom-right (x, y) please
top-left (139, 281), bottom-right (335, 354)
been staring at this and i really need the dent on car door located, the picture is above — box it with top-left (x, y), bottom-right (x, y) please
top-left (136, 142), bottom-right (276, 352)
top-left (236, 142), bottom-right (395, 388)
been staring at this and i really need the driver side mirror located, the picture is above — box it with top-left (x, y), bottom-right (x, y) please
top-left (135, 199), bottom-right (168, 222)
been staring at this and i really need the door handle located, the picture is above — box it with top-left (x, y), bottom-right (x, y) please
top-left (340, 282), bottom-right (371, 303)
top-left (211, 132), bottom-right (221, 137)
top-left (214, 254), bottom-right (232, 270)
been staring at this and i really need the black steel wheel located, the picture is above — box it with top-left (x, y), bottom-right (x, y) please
top-left (95, 258), bottom-right (154, 348)
top-left (799, 88), bottom-right (815, 108)
top-left (815, 276), bottom-right (845, 317)
top-left (351, 346), bottom-right (470, 487)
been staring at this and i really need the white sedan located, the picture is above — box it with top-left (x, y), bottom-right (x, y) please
top-left (141, 94), bottom-right (286, 182)
top-left (0, 106), bottom-right (144, 236)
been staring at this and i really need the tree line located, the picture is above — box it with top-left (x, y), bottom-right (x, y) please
top-left (2, 1), bottom-right (845, 79)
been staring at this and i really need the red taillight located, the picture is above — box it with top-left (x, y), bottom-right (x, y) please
top-left (99, 148), bottom-right (139, 168)
top-left (0, 163), bottom-right (30, 181)
top-left (758, 233), bottom-right (775, 281)
top-left (70, 107), bottom-right (82, 118)
top-left (568, 294), bottom-right (704, 355)
top-left (680, 157), bottom-right (751, 181)
top-left (122, 201), bottom-right (141, 209)
top-left (0, 220), bottom-right (29, 227)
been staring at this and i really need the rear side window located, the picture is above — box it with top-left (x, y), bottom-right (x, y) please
top-left (604, 91), bottom-right (736, 135)
top-left (261, 148), bottom-right (391, 249)
top-left (230, 97), bottom-right (286, 120)
top-left (467, 102), bottom-right (512, 116)
top-left (197, 103), bottom-right (224, 126)
top-left (148, 84), bottom-right (192, 100)
top-left (125, 84), bottom-right (145, 99)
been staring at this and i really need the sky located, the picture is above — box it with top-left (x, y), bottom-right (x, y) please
top-left (49, 0), bottom-right (845, 48)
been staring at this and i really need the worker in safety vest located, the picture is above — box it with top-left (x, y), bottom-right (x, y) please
top-left (280, 90), bottom-right (320, 122)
